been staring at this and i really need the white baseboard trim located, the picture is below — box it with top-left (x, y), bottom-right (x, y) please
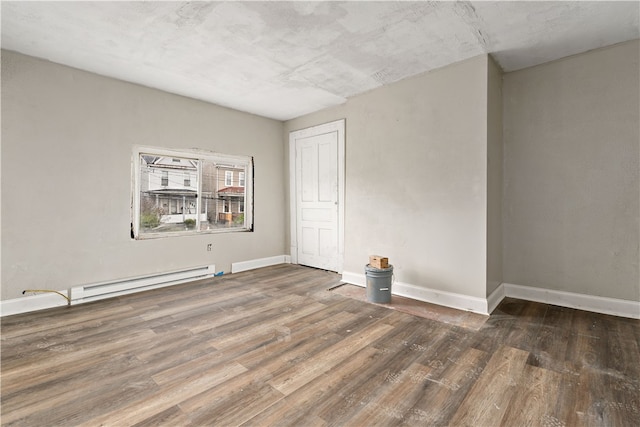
top-left (1, 264), bottom-right (216, 317)
top-left (1, 290), bottom-right (70, 317)
top-left (394, 281), bottom-right (490, 315)
top-left (341, 271), bottom-right (365, 287)
top-left (500, 282), bottom-right (640, 319)
top-left (340, 271), bottom-right (490, 315)
top-left (3, 257), bottom-right (293, 317)
top-left (487, 284), bottom-right (506, 314)
top-left (341, 272), bottom-right (640, 319)
top-left (231, 255), bottom-right (290, 274)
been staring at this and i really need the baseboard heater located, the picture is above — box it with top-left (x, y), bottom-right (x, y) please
top-left (69, 264), bottom-right (216, 304)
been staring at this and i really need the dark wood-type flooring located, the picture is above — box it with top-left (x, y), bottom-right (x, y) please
top-left (1, 264), bottom-right (639, 426)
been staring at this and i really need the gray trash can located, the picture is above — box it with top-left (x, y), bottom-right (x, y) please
top-left (365, 264), bottom-right (393, 303)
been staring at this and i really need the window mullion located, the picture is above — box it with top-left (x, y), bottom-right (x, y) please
top-left (196, 159), bottom-right (202, 231)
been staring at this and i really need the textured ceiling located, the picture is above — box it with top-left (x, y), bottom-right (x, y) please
top-left (2, 1), bottom-right (639, 121)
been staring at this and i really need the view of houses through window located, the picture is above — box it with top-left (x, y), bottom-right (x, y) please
top-left (134, 148), bottom-right (252, 238)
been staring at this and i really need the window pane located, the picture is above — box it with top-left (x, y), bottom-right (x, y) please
top-left (139, 154), bottom-right (199, 235)
top-left (197, 160), bottom-right (246, 230)
top-left (200, 160), bottom-right (215, 231)
top-left (135, 149), bottom-right (252, 238)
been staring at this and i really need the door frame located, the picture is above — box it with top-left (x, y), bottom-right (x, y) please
top-left (289, 119), bottom-right (345, 273)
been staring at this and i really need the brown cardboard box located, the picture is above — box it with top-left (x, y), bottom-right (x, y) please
top-left (369, 255), bottom-right (389, 269)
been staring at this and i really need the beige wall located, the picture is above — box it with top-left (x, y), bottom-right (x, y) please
top-left (1, 50), bottom-right (286, 300)
top-left (5, 39), bottom-right (635, 307)
top-left (486, 55), bottom-right (503, 296)
top-left (503, 40), bottom-right (639, 301)
top-left (286, 56), bottom-right (490, 299)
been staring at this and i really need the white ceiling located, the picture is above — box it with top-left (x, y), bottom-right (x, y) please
top-left (2, 1), bottom-right (639, 121)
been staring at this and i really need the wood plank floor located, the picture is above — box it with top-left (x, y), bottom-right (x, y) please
top-left (1, 264), bottom-right (639, 426)
top-left (329, 284), bottom-right (488, 331)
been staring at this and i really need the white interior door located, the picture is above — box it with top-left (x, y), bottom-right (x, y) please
top-left (290, 120), bottom-right (345, 272)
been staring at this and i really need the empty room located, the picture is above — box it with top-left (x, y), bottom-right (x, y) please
top-left (1, 1), bottom-right (639, 426)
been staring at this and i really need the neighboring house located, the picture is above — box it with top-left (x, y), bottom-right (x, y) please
top-left (214, 166), bottom-right (246, 226)
top-left (140, 156), bottom-right (208, 225)
top-left (139, 156), bottom-right (246, 230)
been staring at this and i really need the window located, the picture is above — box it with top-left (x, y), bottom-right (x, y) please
top-left (133, 146), bottom-right (253, 238)
top-left (239, 172), bottom-right (245, 187)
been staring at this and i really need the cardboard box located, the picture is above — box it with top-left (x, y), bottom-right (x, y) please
top-left (369, 255), bottom-right (389, 269)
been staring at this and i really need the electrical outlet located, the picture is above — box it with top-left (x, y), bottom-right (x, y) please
top-left (207, 244), bottom-right (212, 251)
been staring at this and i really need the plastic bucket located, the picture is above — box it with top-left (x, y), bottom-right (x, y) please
top-left (365, 264), bottom-right (393, 303)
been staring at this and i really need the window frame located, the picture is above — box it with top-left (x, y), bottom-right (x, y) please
top-left (225, 170), bottom-right (233, 186)
top-left (132, 146), bottom-right (253, 239)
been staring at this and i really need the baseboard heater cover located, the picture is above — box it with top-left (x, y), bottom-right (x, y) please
top-left (70, 264), bottom-right (216, 304)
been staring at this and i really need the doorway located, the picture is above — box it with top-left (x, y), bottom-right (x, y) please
top-left (289, 119), bottom-right (345, 272)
